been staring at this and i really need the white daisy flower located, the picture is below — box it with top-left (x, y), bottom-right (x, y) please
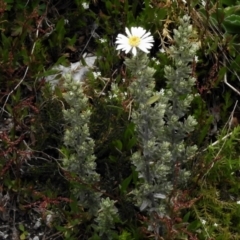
top-left (200, 219), bottom-right (206, 225)
top-left (93, 71), bottom-right (101, 79)
top-left (82, 2), bottom-right (89, 9)
top-left (99, 38), bottom-right (107, 43)
top-left (116, 27), bottom-right (154, 56)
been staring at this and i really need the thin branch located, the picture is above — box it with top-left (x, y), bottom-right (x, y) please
top-left (224, 73), bottom-right (240, 96)
top-left (1, 19), bottom-right (43, 116)
top-left (223, 57), bottom-right (240, 96)
top-left (189, 101), bottom-right (239, 161)
top-left (201, 100), bottom-right (239, 180)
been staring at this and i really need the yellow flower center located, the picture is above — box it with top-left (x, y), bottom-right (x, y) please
top-left (129, 36), bottom-right (140, 47)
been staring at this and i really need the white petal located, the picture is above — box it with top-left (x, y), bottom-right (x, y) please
top-left (116, 34), bottom-right (128, 42)
top-left (141, 39), bottom-right (154, 45)
top-left (142, 34), bottom-right (154, 43)
top-left (142, 36), bottom-right (154, 43)
top-left (141, 31), bottom-right (151, 38)
top-left (136, 27), bottom-right (147, 38)
top-left (125, 46), bottom-right (132, 53)
top-left (132, 47), bottom-right (137, 56)
top-left (116, 33), bottom-right (124, 39)
top-left (116, 44), bottom-right (124, 50)
top-left (125, 27), bottom-right (132, 37)
top-left (139, 42), bottom-right (153, 49)
top-left (138, 45), bottom-right (150, 53)
top-left (140, 42), bottom-right (153, 48)
top-left (130, 27), bottom-right (138, 36)
top-left (130, 27), bottom-right (137, 35)
top-left (138, 43), bottom-right (151, 52)
top-left (116, 39), bottom-right (127, 45)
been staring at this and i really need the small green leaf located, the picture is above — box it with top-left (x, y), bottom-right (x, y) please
top-left (131, 167), bottom-right (138, 185)
top-left (124, 123), bottom-right (135, 140)
top-left (221, 0), bottom-right (237, 6)
top-left (109, 155), bottom-right (117, 163)
top-left (113, 139), bottom-right (122, 151)
top-left (120, 174), bottom-right (132, 194)
top-left (146, 95), bottom-right (160, 105)
top-left (6, 104), bottom-right (13, 115)
top-left (187, 220), bottom-right (201, 231)
top-left (11, 26), bottom-right (23, 36)
top-left (20, 233), bottom-right (26, 240)
top-left (223, 14), bottom-right (240, 33)
top-left (54, 86), bottom-right (64, 98)
top-left (19, 223), bottom-right (25, 232)
top-left (1, 32), bottom-right (11, 48)
top-left (12, 87), bottom-right (21, 103)
top-left (126, 138), bottom-right (136, 150)
top-left (183, 212), bottom-right (191, 222)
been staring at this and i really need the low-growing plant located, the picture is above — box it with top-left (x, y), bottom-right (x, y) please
top-left (1, 0), bottom-right (240, 239)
